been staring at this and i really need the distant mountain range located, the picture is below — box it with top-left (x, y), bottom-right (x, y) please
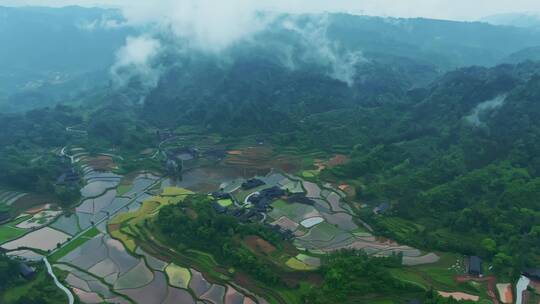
top-left (0, 5), bottom-right (135, 111)
top-left (3, 6), bottom-right (540, 113)
top-left (481, 13), bottom-right (540, 28)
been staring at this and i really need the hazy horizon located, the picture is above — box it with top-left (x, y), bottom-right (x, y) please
top-left (1, 0), bottom-right (540, 22)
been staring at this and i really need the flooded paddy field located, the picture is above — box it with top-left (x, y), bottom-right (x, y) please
top-left (250, 172), bottom-right (437, 264)
top-left (2, 226), bottom-right (70, 252)
top-left (1, 144), bottom-right (439, 304)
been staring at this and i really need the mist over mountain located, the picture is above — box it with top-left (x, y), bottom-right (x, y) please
top-left (2, 4), bottom-right (540, 304)
top-left (122, 13), bottom-right (540, 132)
top-left (481, 12), bottom-right (540, 28)
top-left (3, 5), bottom-right (540, 114)
top-left (0, 5), bottom-right (134, 111)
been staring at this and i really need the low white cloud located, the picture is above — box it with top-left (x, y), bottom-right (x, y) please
top-left (283, 15), bottom-right (366, 86)
top-left (77, 15), bottom-right (125, 31)
top-left (110, 35), bottom-right (162, 89)
top-left (119, 0), bottom-right (275, 52)
top-left (5, 0), bottom-right (540, 22)
top-left (465, 94), bottom-right (507, 127)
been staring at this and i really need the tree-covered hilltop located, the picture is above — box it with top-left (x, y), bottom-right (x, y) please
top-left (155, 194), bottom-right (286, 285)
top-left (0, 106), bottom-right (81, 194)
top-left (145, 58), bottom-right (540, 278)
top-left (302, 250), bottom-right (424, 303)
top-left (0, 98), bottom-right (156, 204)
top-left (152, 194), bottom-right (429, 303)
top-left (320, 62), bottom-right (540, 276)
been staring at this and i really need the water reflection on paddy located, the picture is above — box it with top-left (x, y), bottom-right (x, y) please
top-left (166, 166), bottom-right (270, 193)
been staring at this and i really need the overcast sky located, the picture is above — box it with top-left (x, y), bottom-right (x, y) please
top-left (2, 0), bottom-right (540, 21)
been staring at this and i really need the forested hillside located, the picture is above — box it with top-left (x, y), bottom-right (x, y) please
top-left (143, 57), bottom-right (540, 275)
top-left (1, 9), bottom-right (540, 301)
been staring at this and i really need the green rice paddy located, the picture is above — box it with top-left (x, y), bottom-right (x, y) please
top-left (269, 200), bottom-right (317, 223)
top-left (217, 199), bottom-right (233, 207)
top-left (117, 185), bottom-right (133, 196)
top-left (285, 257), bottom-right (317, 271)
top-left (0, 215), bottom-right (32, 244)
top-left (162, 187), bottom-right (193, 197)
top-left (166, 263), bottom-right (191, 288)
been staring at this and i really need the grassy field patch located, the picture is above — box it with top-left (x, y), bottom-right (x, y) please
top-left (285, 257), bottom-right (317, 271)
top-left (0, 225), bottom-right (26, 244)
top-left (117, 184), bottom-right (133, 196)
top-left (166, 263), bottom-right (191, 288)
top-left (217, 199), bottom-right (233, 207)
top-left (162, 187), bottom-right (193, 197)
top-left (302, 170), bottom-right (318, 178)
top-left (0, 215), bottom-right (33, 244)
top-left (108, 190), bottom-right (192, 254)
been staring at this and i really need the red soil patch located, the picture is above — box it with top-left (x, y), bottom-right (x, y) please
top-left (86, 155), bottom-right (116, 171)
top-left (338, 184), bottom-right (356, 197)
top-left (140, 148), bottom-right (154, 155)
top-left (313, 159), bottom-right (326, 171)
top-left (281, 271), bottom-right (324, 288)
top-left (271, 216), bottom-right (299, 232)
top-left (282, 242), bottom-right (299, 256)
top-left (500, 284), bottom-right (513, 304)
top-left (438, 291), bottom-right (479, 301)
top-left (455, 275), bottom-right (499, 304)
top-left (530, 279), bottom-right (540, 293)
top-left (108, 223), bottom-right (121, 232)
top-left (375, 236), bottom-right (399, 246)
top-left (227, 150), bottom-right (243, 155)
top-left (244, 235), bottom-right (276, 255)
top-left (310, 155), bottom-right (350, 174)
top-left (224, 146), bottom-right (301, 173)
top-left (185, 208), bottom-right (198, 220)
top-left (327, 154), bottom-right (350, 168)
top-left (14, 195), bottom-right (55, 213)
top-left (24, 204), bottom-right (50, 215)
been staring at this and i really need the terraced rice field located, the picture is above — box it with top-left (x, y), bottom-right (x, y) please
top-left (2, 226), bottom-right (70, 251)
top-left (16, 209), bottom-right (62, 229)
top-left (162, 288), bottom-right (195, 304)
top-left (322, 212), bottom-right (358, 231)
top-left (136, 248), bottom-right (168, 271)
top-left (164, 167), bottom-right (245, 193)
top-left (189, 270), bottom-right (213, 297)
top-left (0, 191), bottom-right (27, 207)
top-left (302, 181), bottom-right (321, 198)
top-left (300, 217), bottom-right (324, 228)
top-left (225, 146), bottom-right (302, 174)
top-left (2, 145), bottom-right (435, 304)
top-left (6, 249), bottom-right (43, 261)
top-left (225, 286), bottom-right (245, 304)
top-left (270, 216), bottom-right (299, 232)
top-left (114, 259), bottom-right (154, 289)
top-left (81, 181), bottom-right (119, 198)
top-left (203, 284), bottom-right (227, 304)
top-left (77, 187), bottom-right (252, 304)
top-left (263, 174), bottom-right (436, 264)
top-left (268, 200), bottom-right (320, 223)
top-left (279, 180), bottom-right (304, 194)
